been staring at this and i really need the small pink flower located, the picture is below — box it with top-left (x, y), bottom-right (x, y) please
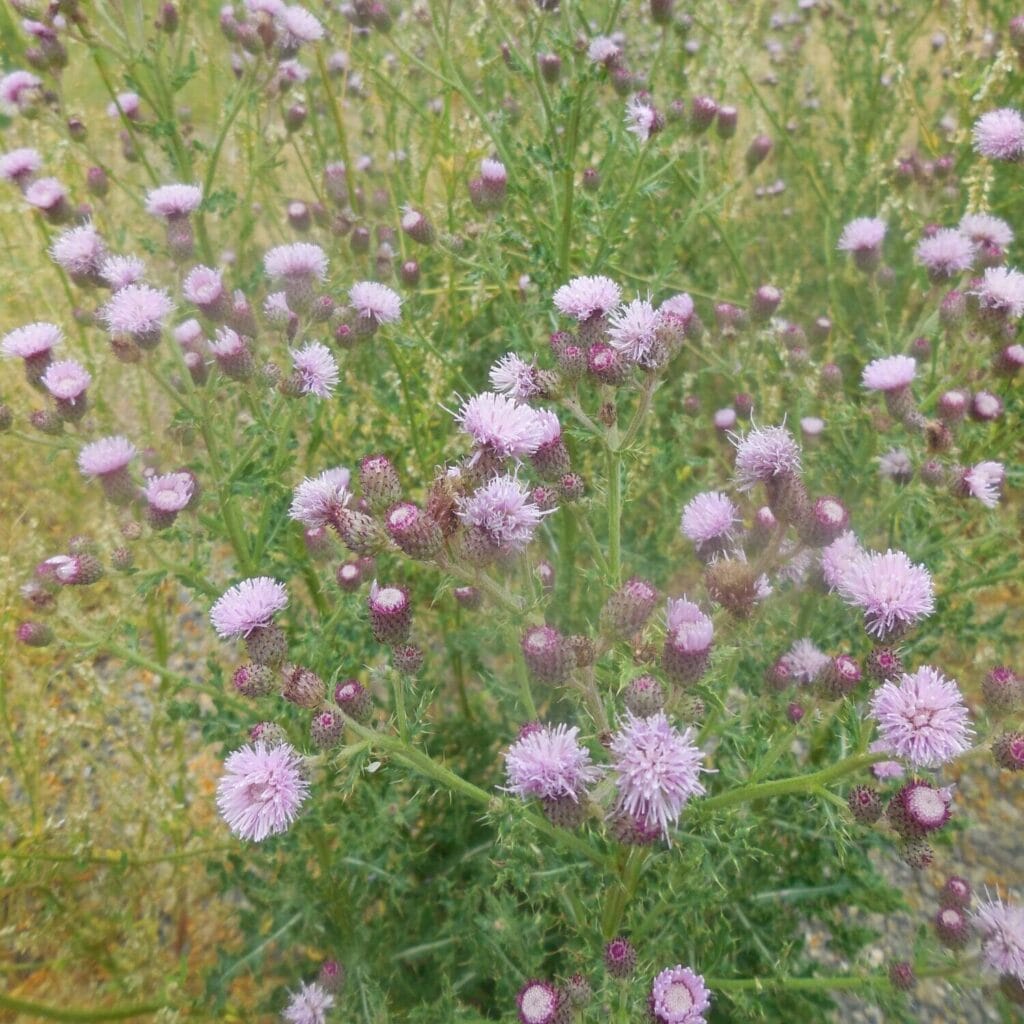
top-left (106, 91), bottom-right (141, 119)
top-left (455, 392), bottom-right (546, 460)
top-left (731, 424), bottom-right (802, 491)
top-left (649, 964), bottom-right (711, 1024)
top-left (972, 266), bottom-right (1024, 320)
top-left (783, 638), bottom-right (830, 684)
top-left (962, 461), bottom-right (1005, 508)
top-left (862, 354), bottom-right (916, 392)
top-left (679, 491), bottom-right (738, 551)
top-left (1, 322), bottom-right (61, 359)
top-left (182, 265), bottom-right (225, 309)
top-left (100, 255), bottom-right (147, 291)
top-left (974, 895), bottom-right (1024, 979)
top-left (41, 359), bottom-right (91, 402)
top-left (972, 108), bottom-right (1024, 161)
top-left (0, 70), bottom-right (41, 109)
top-left (289, 468), bottom-right (351, 528)
top-left (587, 36), bottom-right (621, 65)
top-left (959, 213), bottom-right (1014, 250)
top-left (915, 229), bottom-right (975, 279)
top-left (552, 275), bottom-right (621, 322)
top-left (837, 217), bottom-right (886, 254)
top-left (608, 297), bottom-right (661, 362)
top-left (264, 242), bottom-right (327, 282)
top-left (503, 723), bottom-right (601, 803)
top-left (820, 530), bottom-right (863, 590)
top-left (457, 473), bottom-right (549, 553)
top-left (489, 353), bottom-right (539, 401)
top-left (282, 981), bottom-right (334, 1024)
top-left (838, 548), bottom-right (934, 638)
top-left (78, 436), bottom-right (136, 478)
top-left (290, 341), bottom-right (339, 398)
top-left (145, 471), bottom-right (195, 513)
top-left (348, 281), bottom-right (402, 325)
top-left (216, 741), bottom-right (309, 842)
top-left (625, 96), bottom-right (662, 142)
top-left (24, 177), bottom-right (67, 212)
top-left (275, 5), bottom-right (324, 48)
top-left (0, 147), bottom-right (41, 184)
top-left (210, 577), bottom-right (288, 639)
top-left (100, 284), bottom-right (174, 338)
top-left (145, 183), bottom-right (202, 219)
top-left (49, 224), bottom-right (106, 279)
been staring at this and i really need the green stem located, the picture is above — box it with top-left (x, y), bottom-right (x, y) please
top-left (0, 993), bottom-right (165, 1022)
top-left (392, 670), bottom-right (409, 740)
top-left (606, 440), bottom-right (622, 588)
top-left (708, 962), bottom-right (971, 993)
top-left (315, 45), bottom-right (357, 209)
top-left (616, 373), bottom-right (658, 452)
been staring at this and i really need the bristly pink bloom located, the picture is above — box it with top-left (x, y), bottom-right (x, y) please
top-left (608, 297), bottom-right (661, 362)
top-left (145, 183), bottom-right (202, 219)
top-left (869, 666), bottom-right (973, 768)
top-left (665, 597), bottom-right (713, 642)
top-left (783, 638), bottom-right (830, 684)
top-left (837, 548), bottom-right (935, 638)
top-left (0, 146), bottom-right (41, 184)
top-left (290, 341), bottom-right (339, 398)
top-left (41, 360), bottom-right (90, 402)
top-left (106, 91), bottom-right (141, 119)
top-left (516, 980), bottom-right (562, 1024)
top-left (275, 5), bottom-right (325, 48)
top-left (503, 723), bottom-right (601, 803)
top-left (972, 266), bottom-right (1024, 320)
top-left (489, 353), bottom-right (539, 401)
top-left (216, 742), bottom-right (309, 842)
top-left (552, 275), bottom-right (621, 321)
top-left (587, 36), bottom-right (621, 65)
top-left (0, 70), bottom-right (41, 109)
top-left (861, 354), bottom-right (916, 392)
top-left (348, 280), bottom-right (403, 325)
top-left (1, 321), bottom-right (61, 359)
top-left (78, 436), bottom-right (136, 477)
top-left (959, 213), bottom-right (1014, 250)
top-left (480, 158), bottom-right (507, 185)
top-left (263, 242), bottom-right (328, 283)
top-left (457, 473), bottom-right (549, 553)
top-left (288, 468), bottom-right (351, 528)
top-left (649, 965), bottom-right (712, 1024)
top-left (282, 981), bottom-right (334, 1024)
top-left (24, 177), bottom-right (66, 212)
top-left (100, 255), bottom-right (147, 291)
top-left (144, 471), bottom-right (194, 513)
top-left (182, 265), bottom-right (225, 309)
top-left (455, 392), bottom-right (546, 460)
top-left (49, 224), bottom-right (106, 280)
top-left (731, 424), bottom-right (802, 491)
top-left (972, 108), bottom-right (1024, 161)
top-left (915, 229), bottom-right (975, 279)
top-left (820, 531), bottom-right (863, 590)
top-left (264, 291), bottom-right (291, 323)
top-left (625, 96), bottom-right (663, 142)
top-left (660, 292), bottom-right (696, 326)
top-left (869, 739), bottom-right (905, 782)
top-left (210, 577), bottom-right (289, 639)
top-left (100, 284), bottom-right (174, 338)
top-left (679, 491), bottom-right (739, 551)
top-left (974, 895), bottom-right (1024, 980)
top-left (609, 712), bottom-right (709, 839)
top-left (962, 461), bottom-right (1005, 508)
top-left (837, 217), bottom-right (886, 253)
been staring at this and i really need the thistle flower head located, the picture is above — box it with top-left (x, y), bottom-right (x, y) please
top-left (972, 266), bottom-right (1024, 320)
top-left (837, 548), bottom-right (935, 638)
top-left (862, 354), bottom-right (916, 392)
top-left (625, 96), bottom-right (662, 142)
top-left (41, 359), bottom-right (90, 401)
top-left (972, 108), bottom-right (1024, 161)
top-left (216, 741), bottom-right (309, 842)
top-left (145, 183), bottom-right (202, 219)
top-left (959, 213), bottom-right (1014, 249)
top-left (100, 255), bottom-right (147, 291)
top-left (24, 177), bottom-right (67, 211)
top-left (609, 712), bottom-right (708, 839)
top-left (78, 436), bottom-right (136, 477)
top-left (2, 321), bottom-right (62, 359)
top-left (516, 980), bottom-right (562, 1024)
top-left (145, 471), bottom-right (194, 512)
top-left (608, 296), bottom-right (661, 362)
top-left (106, 91), bottom-right (141, 119)
top-left (649, 965), bottom-right (712, 1024)
top-left (552, 275), bottom-right (621, 322)
top-left (456, 473), bottom-right (548, 553)
top-left (587, 36), bottom-right (621, 65)
top-left (869, 666), bottom-right (973, 768)
top-left (837, 216), bottom-right (887, 253)
top-left (100, 284), bottom-right (174, 336)
top-left (783, 638), bottom-right (830, 685)
top-left (731, 424), bottom-right (801, 491)
top-left (489, 352), bottom-right (539, 400)
top-left (455, 391), bottom-right (546, 459)
top-left (915, 229), bottom-right (975, 279)
top-left (289, 467), bottom-right (351, 528)
top-left (276, 4), bottom-right (324, 48)
top-left (182, 265), bottom-right (224, 307)
top-left (290, 341), bottom-right (339, 398)
top-left (962, 461), bottom-right (1005, 508)
top-left (0, 70), bottom-right (41, 108)
top-left (660, 292), bottom-right (695, 324)
top-left (49, 224), bottom-right (105, 276)
top-left (210, 577), bottom-right (288, 639)
top-left (0, 146), bottom-right (41, 182)
top-left (264, 242), bottom-right (328, 282)
top-left (348, 281), bottom-right (402, 325)
top-left (679, 491), bottom-right (739, 550)
top-left (282, 981), bottom-right (334, 1024)
top-left (503, 723), bottom-right (601, 803)
top-left (974, 895), bottom-right (1024, 980)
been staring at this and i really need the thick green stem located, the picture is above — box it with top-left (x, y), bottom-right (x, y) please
top-left (0, 993), bottom-right (165, 1022)
top-left (606, 441), bottom-right (622, 588)
top-left (708, 961), bottom-right (971, 993)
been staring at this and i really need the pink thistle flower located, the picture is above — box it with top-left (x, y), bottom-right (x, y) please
top-left (100, 283), bottom-right (174, 343)
top-left (838, 548), bottom-right (935, 638)
top-left (660, 292), bottom-right (696, 328)
top-left (78, 435), bottom-right (136, 477)
top-left (455, 392), bottom-right (546, 460)
top-left (712, 407), bottom-right (736, 431)
top-left (489, 352), bottom-right (539, 401)
top-left (587, 36), bottom-right (621, 65)
top-left (182, 265), bottom-right (225, 312)
top-left (679, 491), bottom-right (739, 552)
top-left (145, 471), bottom-right (194, 513)
top-left (784, 638), bottom-right (830, 684)
top-left (731, 423), bottom-right (802, 492)
top-left (289, 467), bottom-right (351, 528)
top-left (290, 341), bottom-right (339, 398)
top-left (348, 280), bottom-right (402, 326)
top-left (0, 70), bottom-right (41, 109)
top-left (145, 183), bottom-right (202, 219)
top-left (552, 275), bottom-right (621, 322)
top-left (838, 217), bottom-right (886, 270)
top-left (264, 242), bottom-right (328, 283)
top-left (1, 321), bottom-right (61, 360)
top-left (959, 213), bottom-right (1014, 250)
top-left (282, 981), bottom-right (334, 1024)
top-left (961, 461), bottom-right (1005, 508)
top-left (100, 255), bottom-right (147, 291)
top-left (869, 666), bottom-right (973, 768)
top-left (820, 530), bottom-right (863, 590)
top-left (210, 577), bottom-right (289, 639)
top-left (665, 597), bottom-right (712, 640)
top-left (972, 266), bottom-right (1024, 320)
top-left (49, 224), bottom-right (106, 281)
top-left (861, 354), bottom-right (916, 392)
top-left (608, 297), bottom-right (661, 363)
top-left (216, 741), bottom-right (309, 842)
top-left (625, 96), bottom-right (663, 142)
top-left (516, 980), bottom-right (563, 1024)
top-left (503, 723), bottom-right (601, 803)
top-left (275, 5), bottom-right (324, 49)
top-left (24, 177), bottom-right (67, 214)
top-left (264, 291), bottom-right (292, 324)
top-left (106, 91), bottom-right (141, 120)
top-left (972, 108), bottom-right (1024, 161)
top-left (974, 895), bottom-right (1024, 979)
top-left (0, 147), bottom-right (41, 185)
top-left (41, 359), bottom-right (90, 402)
top-left (915, 229), bottom-right (975, 280)
top-left (457, 473), bottom-right (549, 554)
top-left (609, 712), bottom-right (709, 839)
top-left (649, 965), bottom-right (711, 1024)
top-left (878, 448), bottom-right (913, 484)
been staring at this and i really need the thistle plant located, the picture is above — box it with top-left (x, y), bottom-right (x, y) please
top-left (1, 2), bottom-right (1022, 1022)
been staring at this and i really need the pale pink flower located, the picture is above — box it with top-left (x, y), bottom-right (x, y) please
top-left (78, 436), bottom-right (136, 477)
top-left (959, 213), bottom-right (1014, 250)
top-left (100, 284), bottom-right (174, 338)
top-left (972, 108), bottom-right (1024, 161)
top-left (210, 577), bottom-right (289, 639)
top-left (915, 229), bottom-right (975, 279)
top-left (41, 359), bottom-right (90, 402)
top-left (731, 424), bottom-right (801, 491)
top-left (649, 965), bottom-right (711, 1024)
top-left (489, 353), bottom-right (539, 401)
top-left (972, 266), bottom-right (1024, 320)
top-left (216, 742), bottom-right (309, 842)
top-left (608, 297), bottom-right (661, 362)
top-left (1, 321), bottom-right (61, 359)
top-left (290, 342), bottom-right (339, 398)
top-left (838, 548), bottom-right (935, 638)
top-left (264, 242), bottom-right (328, 282)
top-left (552, 275), bottom-right (621, 321)
top-left (455, 392), bottom-right (546, 459)
top-left (145, 183), bottom-right (202, 219)
top-left (503, 723), bottom-right (601, 803)
top-left (49, 224), bottom-right (105, 278)
top-left (679, 492), bottom-right (739, 551)
top-left (456, 473), bottom-right (549, 553)
top-left (100, 255), bottom-right (147, 291)
top-left (962, 461), bottom-right (1005, 508)
top-left (289, 468), bottom-right (351, 528)
top-left (862, 354), bottom-right (916, 392)
top-left (820, 530), bottom-right (863, 590)
top-left (974, 895), bottom-right (1024, 979)
top-left (145, 472), bottom-right (195, 513)
top-left (0, 147), bottom-right (41, 184)
top-left (348, 281), bottom-right (402, 325)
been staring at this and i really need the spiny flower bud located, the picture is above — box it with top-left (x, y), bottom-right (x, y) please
top-left (716, 105), bottom-right (738, 138)
top-left (745, 134), bottom-right (773, 171)
top-left (17, 620), bottom-right (54, 647)
top-left (311, 708), bottom-right (345, 749)
top-left (521, 625), bottom-right (574, 684)
top-left (847, 785), bottom-right (882, 825)
top-left (564, 973), bottom-right (591, 1007)
top-left (335, 561), bottom-right (363, 592)
top-left (993, 731), bottom-right (1024, 772)
top-left (820, 654), bottom-right (862, 699)
top-left (982, 665), bottom-right (1021, 716)
top-left (249, 721), bottom-right (289, 747)
top-left (542, 794), bottom-right (588, 829)
top-left (940, 876), bottom-right (972, 909)
top-left (232, 662), bottom-right (276, 698)
top-left (887, 781), bottom-right (951, 838)
top-left (368, 582), bottom-right (412, 645)
top-left (705, 558), bottom-right (761, 618)
top-left (866, 646), bottom-right (903, 683)
top-left (787, 701), bottom-right (805, 723)
top-left (586, 342), bottom-right (629, 385)
top-left (282, 664), bottom-right (325, 708)
top-left (453, 585), bottom-right (482, 610)
top-left (888, 961), bottom-right (916, 991)
top-left (934, 906), bottom-right (971, 950)
top-left (689, 94), bottom-right (718, 133)
top-left (601, 578), bottom-right (658, 637)
top-left (604, 937), bottom-right (637, 979)
top-left (898, 837), bottom-right (934, 870)
top-left (360, 454), bottom-right (402, 513)
top-left (318, 960), bottom-right (346, 993)
top-left (385, 502), bottom-right (443, 559)
top-left (393, 643), bottom-right (424, 676)
top-left (624, 675), bottom-right (665, 717)
top-left (245, 623), bottom-right (288, 667)
top-left (334, 508), bottom-right (388, 556)
top-left (334, 678), bottom-right (372, 723)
